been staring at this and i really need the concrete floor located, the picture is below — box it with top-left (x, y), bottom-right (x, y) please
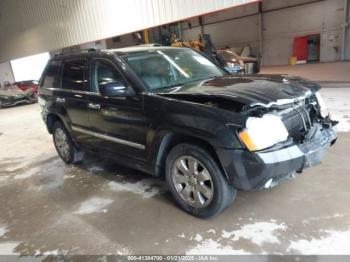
top-left (0, 89), bottom-right (350, 257)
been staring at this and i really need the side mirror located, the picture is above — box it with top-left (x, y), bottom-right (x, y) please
top-left (99, 81), bottom-right (135, 97)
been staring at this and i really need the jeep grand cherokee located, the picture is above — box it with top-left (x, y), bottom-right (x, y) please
top-left (39, 46), bottom-right (337, 218)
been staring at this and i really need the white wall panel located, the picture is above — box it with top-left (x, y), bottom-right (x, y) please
top-left (204, 15), bottom-right (259, 49)
top-left (263, 0), bottom-right (345, 65)
top-left (204, 3), bottom-right (258, 23)
top-left (182, 0), bottom-right (347, 65)
top-left (262, 0), bottom-right (319, 11)
top-left (0, 62), bottom-right (15, 86)
top-left (0, 0), bottom-right (258, 62)
top-left (182, 3), bottom-right (259, 51)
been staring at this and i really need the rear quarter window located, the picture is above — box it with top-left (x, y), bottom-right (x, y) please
top-left (41, 60), bottom-right (61, 89)
top-left (61, 59), bottom-right (87, 91)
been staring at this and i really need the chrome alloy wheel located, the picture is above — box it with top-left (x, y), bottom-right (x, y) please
top-left (54, 128), bottom-right (70, 161)
top-left (172, 156), bottom-right (214, 208)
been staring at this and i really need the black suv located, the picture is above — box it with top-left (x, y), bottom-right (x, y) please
top-left (39, 46), bottom-right (337, 218)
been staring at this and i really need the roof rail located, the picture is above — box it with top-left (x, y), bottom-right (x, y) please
top-left (138, 43), bottom-right (162, 47)
top-left (55, 48), bottom-right (100, 56)
top-left (87, 48), bottom-right (99, 52)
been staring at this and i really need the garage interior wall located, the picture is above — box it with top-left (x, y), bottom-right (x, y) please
top-left (182, 4), bottom-right (259, 52)
top-left (345, 0), bottom-right (350, 60)
top-left (183, 0), bottom-right (348, 66)
top-left (0, 62), bottom-right (15, 87)
top-left (0, 0), bottom-right (258, 63)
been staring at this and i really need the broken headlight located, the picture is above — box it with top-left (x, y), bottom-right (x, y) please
top-left (239, 114), bottom-right (289, 151)
top-left (315, 92), bottom-right (328, 118)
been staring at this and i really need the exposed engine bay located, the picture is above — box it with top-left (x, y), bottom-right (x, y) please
top-left (159, 90), bottom-right (338, 149)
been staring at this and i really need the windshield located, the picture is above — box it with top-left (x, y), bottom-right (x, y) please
top-left (122, 48), bottom-right (226, 91)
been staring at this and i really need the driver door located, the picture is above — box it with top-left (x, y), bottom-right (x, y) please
top-left (88, 58), bottom-right (148, 160)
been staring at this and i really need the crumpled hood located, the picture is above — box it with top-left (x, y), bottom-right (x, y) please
top-left (156, 74), bottom-right (320, 107)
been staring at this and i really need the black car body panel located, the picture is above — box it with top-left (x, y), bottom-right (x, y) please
top-left (216, 123), bottom-right (337, 190)
top-left (39, 47), bottom-right (337, 191)
top-left (155, 74), bottom-right (320, 108)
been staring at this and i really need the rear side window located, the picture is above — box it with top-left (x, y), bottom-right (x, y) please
top-left (61, 60), bottom-right (87, 91)
top-left (41, 60), bottom-right (61, 88)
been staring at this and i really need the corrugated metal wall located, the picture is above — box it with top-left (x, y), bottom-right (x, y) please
top-left (0, 0), bottom-right (258, 62)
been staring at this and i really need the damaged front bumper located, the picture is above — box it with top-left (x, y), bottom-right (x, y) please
top-left (217, 123), bottom-right (337, 191)
top-left (0, 96), bottom-right (36, 108)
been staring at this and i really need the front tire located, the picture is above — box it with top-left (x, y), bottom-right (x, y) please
top-left (165, 143), bottom-right (236, 218)
top-left (52, 121), bottom-right (84, 164)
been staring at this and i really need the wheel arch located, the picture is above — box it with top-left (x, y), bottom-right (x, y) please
top-left (155, 132), bottom-right (230, 183)
top-left (47, 113), bottom-right (63, 134)
top-left (46, 113), bottom-right (72, 136)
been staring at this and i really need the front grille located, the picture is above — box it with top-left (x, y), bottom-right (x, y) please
top-left (279, 95), bottom-right (318, 142)
top-left (281, 108), bottom-right (309, 141)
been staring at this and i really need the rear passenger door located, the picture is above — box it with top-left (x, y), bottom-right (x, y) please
top-left (58, 59), bottom-right (91, 142)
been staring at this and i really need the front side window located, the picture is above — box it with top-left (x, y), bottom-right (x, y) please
top-left (91, 60), bottom-right (126, 93)
top-left (122, 48), bottom-right (226, 90)
top-left (61, 60), bottom-right (87, 91)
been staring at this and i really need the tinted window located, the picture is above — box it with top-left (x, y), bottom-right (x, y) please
top-left (62, 60), bottom-right (87, 91)
top-left (41, 60), bottom-right (61, 88)
top-left (123, 48), bottom-right (225, 90)
top-left (91, 60), bottom-right (125, 93)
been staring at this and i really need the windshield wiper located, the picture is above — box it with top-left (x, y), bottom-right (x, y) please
top-left (158, 75), bottom-right (220, 90)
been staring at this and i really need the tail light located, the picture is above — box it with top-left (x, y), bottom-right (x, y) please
top-left (17, 84), bottom-right (26, 91)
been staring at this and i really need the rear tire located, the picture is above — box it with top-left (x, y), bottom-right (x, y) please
top-left (29, 91), bottom-right (38, 103)
top-left (32, 93), bottom-right (38, 103)
top-left (52, 121), bottom-right (84, 164)
top-left (165, 143), bottom-right (236, 218)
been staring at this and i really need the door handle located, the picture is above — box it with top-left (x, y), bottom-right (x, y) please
top-left (88, 103), bottom-right (101, 109)
top-left (56, 97), bottom-right (65, 103)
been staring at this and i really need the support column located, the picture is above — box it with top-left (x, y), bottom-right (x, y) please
top-left (258, 2), bottom-right (264, 66)
top-left (178, 22), bottom-right (183, 40)
top-left (143, 29), bottom-right (150, 44)
top-left (341, 0), bottom-right (349, 60)
top-left (199, 16), bottom-right (205, 34)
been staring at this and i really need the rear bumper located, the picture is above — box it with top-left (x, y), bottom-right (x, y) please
top-left (217, 124), bottom-right (337, 191)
